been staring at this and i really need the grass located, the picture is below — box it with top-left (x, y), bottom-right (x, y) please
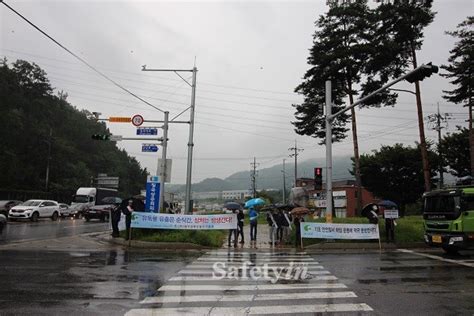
top-left (121, 229), bottom-right (227, 247)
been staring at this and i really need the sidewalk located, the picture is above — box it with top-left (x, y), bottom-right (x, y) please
top-left (223, 224), bottom-right (297, 250)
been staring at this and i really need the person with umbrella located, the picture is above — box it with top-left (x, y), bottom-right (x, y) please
top-left (228, 209), bottom-right (238, 247)
top-left (237, 209), bottom-right (245, 244)
top-left (249, 206), bottom-right (258, 243)
top-left (379, 200), bottom-right (398, 243)
top-left (266, 209), bottom-right (278, 246)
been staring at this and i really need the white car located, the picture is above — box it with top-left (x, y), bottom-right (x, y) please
top-left (9, 200), bottom-right (60, 222)
top-left (59, 203), bottom-right (72, 217)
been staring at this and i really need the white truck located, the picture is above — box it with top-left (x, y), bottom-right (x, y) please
top-left (70, 187), bottom-right (119, 218)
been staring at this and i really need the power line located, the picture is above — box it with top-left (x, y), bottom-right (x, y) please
top-left (0, 1), bottom-right (165, 113)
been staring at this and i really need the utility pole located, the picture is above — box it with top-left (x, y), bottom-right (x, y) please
top-left (141, 65), bottom-right (198, 214)
top-left (44, 128), bottom-right (52, 192)
top-left (250, 157), bottom-right (259, 198)
top-left (159, 111), bottom-right (169, 212)
top-left (289, 140), bottom-right (303, 187)
top-left (428, 103), bottom-right (450, 189)
top-left (282, 159), bottom-right (286, 204)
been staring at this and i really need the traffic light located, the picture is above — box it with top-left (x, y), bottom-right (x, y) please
top-left (314, 167), bottom-right (323, 190)
top-left (91, 134), bottom-right (110, 141)
top-left (405, 62), bottom-right (439, 83)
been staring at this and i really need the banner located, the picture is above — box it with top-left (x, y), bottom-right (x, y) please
top-left (131, 212), bottom-right (238, 230)
top-left (301, 222), bottom-right (379, 240)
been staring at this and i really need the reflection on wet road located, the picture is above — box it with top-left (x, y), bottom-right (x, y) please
top-left (1, 248), bottom-right (473, 315)
top-left (0, 218), bottom-right (110, 243)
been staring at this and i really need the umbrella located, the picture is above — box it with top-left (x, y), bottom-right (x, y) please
top-left (290, 207), bottom-right (310, 215)
top-left (361, 203), bottom-right (379, 217)
top-left (378, 200), bottom-right (398, 209)
top-left (224, 202), bottom-right (241, 210)
top-left (245, 198), bottom-right (265, 208)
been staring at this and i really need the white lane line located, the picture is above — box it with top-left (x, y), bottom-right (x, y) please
top-left (177, 269), bottom-right (331, 275)
top-left (157, 283), bottom-right (347, 291)
top-left (206, 252), bottom-right (308, 255)
top-left (184, 265), bottom-right (324, 271)
top-left (126, 303), bottom-right (372, 315)
top-left (398, 249), bottom-right (474, 268)
top-left (168, 275), bottom-right (338, 281)
top-left (141, 291), bottom-right (357, 304)
top-left (197, 257), bottom-right (315, 262)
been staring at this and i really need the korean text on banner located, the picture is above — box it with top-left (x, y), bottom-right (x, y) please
top-left (131, 213), bottom-right (238, 230)
top-left (301, 222), bottom-right (379, 240)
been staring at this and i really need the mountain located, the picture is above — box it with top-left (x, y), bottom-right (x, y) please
top-left (168, 155), bottom-right (354, 193)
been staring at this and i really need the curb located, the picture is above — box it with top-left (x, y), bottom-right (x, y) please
top-left (105, 235), bottom-right (215, 251)
top-left (304, 242), bottom-right (427, 250)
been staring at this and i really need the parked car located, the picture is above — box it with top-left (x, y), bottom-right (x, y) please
top-left (84, 197), bottom-right (122, 222)
top-left (59, 203), bottom-right (72, 218)
top-left (0, 200), bottom-right (23, 218)
top-left (9, 200), bottom-right (60, 222)
top-left (69, 203), bottom-right (87, 219)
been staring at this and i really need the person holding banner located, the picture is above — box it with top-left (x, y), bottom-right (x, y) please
top-left (281, 210), bottom-right (292, 244)
top-left (237, 209), bottom-right (245, 244)
top-left (228, 210), bottom-right (238, 247)
top-left (123, 200), bottom-right (134, 240)
top-left (249, 207), bottom-right (258, 243)
top-left (293, 214), bottom-right (304, 248)
top-left (266, 209), bottom-right (278, 246)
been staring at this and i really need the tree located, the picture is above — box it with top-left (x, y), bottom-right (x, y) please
top-left (357, 144), bottom-right (438, 215)
top-left (441, 127), bottom-right (470, 178)
top-left (0, 59), bottom-right (148, 198)
top-left (374, 1), bottom-right (436, 192)
top-left (441, 16), bottom-right (473, 177)
top-left (293, 1), bottom-right (397, 215)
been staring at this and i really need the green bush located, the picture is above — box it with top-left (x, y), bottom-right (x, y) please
top-left (121, 228), bottom-right (227, 247)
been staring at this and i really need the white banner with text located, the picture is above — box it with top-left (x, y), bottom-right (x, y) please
top-left (300, 222), bottom-right (380, 240)
top-left (130, 212), bottom-right (238, 230)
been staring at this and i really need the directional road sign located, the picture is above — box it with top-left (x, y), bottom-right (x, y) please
top-left (142, 143), bottom-right (159, 152)
top-left (137, 127), bottom-right (158, 136)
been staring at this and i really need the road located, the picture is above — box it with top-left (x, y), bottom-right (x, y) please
top-left (0, 241), bottom-right (473, 315)
top-left (0, 217), bottom-right (110, 243)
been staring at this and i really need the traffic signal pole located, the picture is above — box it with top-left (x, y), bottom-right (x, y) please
top-left (159, 112), bottom-right (169, 213)
top-left (325, 63), bottom-right (438, 222)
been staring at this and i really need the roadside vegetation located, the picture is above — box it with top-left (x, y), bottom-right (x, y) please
top-left (122, 228), bottom-right (226, 247)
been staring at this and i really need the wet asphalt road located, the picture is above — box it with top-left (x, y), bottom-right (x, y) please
top-left (0, 246), bottom-right (473, 315)
top-left (0, 217), bottom-right (110, 243)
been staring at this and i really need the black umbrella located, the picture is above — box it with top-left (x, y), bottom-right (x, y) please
top-left (224, 202), bottom-right (241, 210)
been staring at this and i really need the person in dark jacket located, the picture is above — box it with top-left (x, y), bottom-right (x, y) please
top-left (275, 210), bottom-right (286, 244)
top-left (111, 203), bottom-right (122, 238)
top-left (123, 200), bottom-right (134, 240)
top-left (294, 214), bottom-right (304, 248)
top-left (237, 209), bottom-right (245, 243)
top-left (249, 207), bottom-right (258, 242)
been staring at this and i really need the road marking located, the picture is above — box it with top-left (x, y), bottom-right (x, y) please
top-left (168, 275), bottom-right (338, 281)
top-left (141, 291), bottom-right (357, 304)
top-left (126, 303), bottom-right (372, 315)
top-left (398, 249), bottom-right (474, 268)
top-left (157, 283), bottom-right (347, 291)
top-left (177, 269), bottom-right (331, 275)
top-left (197, 257), bottom-right (315, 262)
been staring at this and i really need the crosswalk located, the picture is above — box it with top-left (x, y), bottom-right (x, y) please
top-left (125, 251), bottom-right (373, 315)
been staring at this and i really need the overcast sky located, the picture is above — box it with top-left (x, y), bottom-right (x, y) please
top-left (1, 0), bottom-right (471, 184)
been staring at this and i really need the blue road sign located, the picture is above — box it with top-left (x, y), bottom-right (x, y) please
top-left (142, 144), bottom-right (159, 152)
top-left (145, 181), bottom-right (160, 212)
top-left (137, 127), bottom-right (158, 136)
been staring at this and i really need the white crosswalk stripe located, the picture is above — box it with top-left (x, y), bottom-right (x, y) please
top-left (125, 251), bottom-right (374, 315)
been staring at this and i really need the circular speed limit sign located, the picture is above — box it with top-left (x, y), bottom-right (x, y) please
top-left (131, 114), bottom-right (144, 127)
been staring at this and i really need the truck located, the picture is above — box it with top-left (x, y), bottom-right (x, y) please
top-left (70, 187), bottom-right (119, 219)
top-left (423, 186), bottom-right (474, 254)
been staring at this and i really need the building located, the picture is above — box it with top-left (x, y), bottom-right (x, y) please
top-left (296, 178), bottom-right (376, 217)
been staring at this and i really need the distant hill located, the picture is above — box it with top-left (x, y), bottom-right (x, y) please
top-left (168, 155), bottom-right (354, 193)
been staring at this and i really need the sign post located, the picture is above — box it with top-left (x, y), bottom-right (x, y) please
top-left (145, 176), bottom-right (160, 213)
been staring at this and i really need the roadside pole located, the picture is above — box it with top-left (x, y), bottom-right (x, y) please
top-left (159, 112), bottom-right (169, 213)
top-left (185, 67), bottom-right (197, 214)
top-left (325, 80), bottom-right (333, 223)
